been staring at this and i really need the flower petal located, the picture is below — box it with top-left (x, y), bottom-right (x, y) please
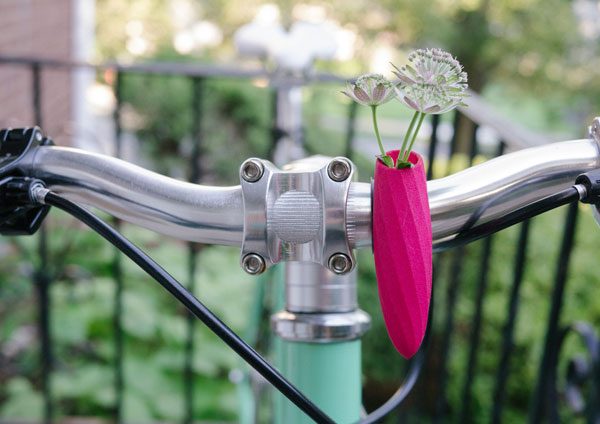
top-left (403, 95), bottom-right (422, 112)
top-left (424, 105), bottom-right (441, 113)
top-left (393, 73), bottom-right (417, 85)
top-left (372, 84), bottom-right (386, 103)
top-left (353, 86), bottom-right (371, 103)
top-left (341, 89), bottom-right (358, 102)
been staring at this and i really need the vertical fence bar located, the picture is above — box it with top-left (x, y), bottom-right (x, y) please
top-left (458, 141), bottom-right (505, 423)
top-left (112, 69), bottom-right (124, 424)
top-left (183, 76), bottom-right (204, 424)
top-left (426, 114), bottom-right (440, 180)
top-left (433, 247), bottom-right (465, 422)
top-left (430, 111), bottom-right (462, 328)
top-left (344, 101), bottom-right (357, 161)
top-left (444, 110), bottom-right (461, 176)
top-left (589, 337), bottom-right (600, 424)
top-left (184, 244), bottom-right (198, 424)
top-left (269, 88), bottom-right (280, 161)
top-left (529, 202), bottom-right (579, 423)
top-left (32, 61), bottom-right (53, 424)
top-left (433, 117), bottom-right (478, 422)
top-left (491, 219), bottom-right (532, 424)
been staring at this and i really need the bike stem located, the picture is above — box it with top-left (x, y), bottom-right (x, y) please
top-left (267, 79), bottom-right (369, 423)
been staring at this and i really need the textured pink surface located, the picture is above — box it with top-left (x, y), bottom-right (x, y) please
top-left (372, 150), bottom-right (432, 358)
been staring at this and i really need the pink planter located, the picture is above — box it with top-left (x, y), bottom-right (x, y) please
top-left (372, 150), bottom-right (432, 358)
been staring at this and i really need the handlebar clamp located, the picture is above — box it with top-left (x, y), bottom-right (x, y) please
top-left (239, 156), bottom-right (356, 275)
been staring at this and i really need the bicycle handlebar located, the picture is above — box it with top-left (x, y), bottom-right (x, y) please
top-left (22, 135), bottom-right (600, 250)
top-left (26, 146), bottom-right (244, 245)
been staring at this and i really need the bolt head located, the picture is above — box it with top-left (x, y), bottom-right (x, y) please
top-left (242, 253), bottom-right (266, 275)
top-left (241, 159), bottom-right (264, 183)
top-left (328, 253), bottom-right (352, 274)
top-left (35, 131), bottom-right (42, 142)
top-left (327, 158), bottom-right (352, 182)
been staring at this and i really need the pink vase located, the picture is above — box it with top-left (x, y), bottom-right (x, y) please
top-left (372, 150), bottom-right (432, 359)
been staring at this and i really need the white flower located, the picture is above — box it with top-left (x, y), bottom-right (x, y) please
top-left (392, 48), bottom-right (468, 114)
top-left (342, 73), bottom-right (396, 107)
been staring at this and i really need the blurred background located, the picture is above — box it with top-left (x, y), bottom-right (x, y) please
top-left (0, 0), bottom-right (600, 423)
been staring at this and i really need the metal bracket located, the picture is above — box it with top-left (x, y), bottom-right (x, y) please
top-left (239, 156), bottom-right (356, 275)
top-left (587, 118), bottom-right (600, 227)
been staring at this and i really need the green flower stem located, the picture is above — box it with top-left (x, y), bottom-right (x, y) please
top-left (371, 106), bottom-right (386, 158)
top-left (403, 112), bottom-right (426, 162)
top-left (398, 111), bottom-right (420, 166)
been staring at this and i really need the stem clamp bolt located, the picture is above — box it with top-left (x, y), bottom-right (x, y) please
top-left (242, 253), bottom-right (266, 275)
top-left (327, 158), bottom-right (352, 182)
top-left (328, 253), bottom-right (352, 274)
top-left (241, 159), bottom-right (264, 183)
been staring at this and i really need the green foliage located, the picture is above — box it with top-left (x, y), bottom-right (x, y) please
top-left (0, 211), bottom-right (256, 422)
top-left (3, 1), bottom-right (600, 419)
top-left (120, 64), bottom-right (272, 181)
top-left (357, 196), bottom-right (600, 422)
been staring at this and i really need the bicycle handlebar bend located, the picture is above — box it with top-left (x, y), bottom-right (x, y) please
top-left (21, 130), bottom-right (600, 253)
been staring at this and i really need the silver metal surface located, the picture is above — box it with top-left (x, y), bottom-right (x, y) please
top-left (271, 309), bottom-right (371, 342)
top-left (344, 137), bottom-right (600, 249)
top-left (591, 117), bottom-right (600, 143)
top-left (29, 181), bottom-right (49, 204)
top-left (328, 253), bottom-right (352, 275)
top-left (285, 262), bottom-right (357, 313)
top-left (240, 158), bottom-right (264, 183)
top-left (345, 182), bottom-right (371, 249)
top-left (23, 146), bottom-right (244, 245)
top-left (588, 118), bottom-right (600, 227)
top-left (272, 86), bottom-right (305, 167)
top-left (241, 253), bottom-right (266, 275)
top-left (428, 137), bottom-right (600, 246)
top-left (327, 158), bottom-right (352, 182)
top-left (23, 134), bottom-right (600, 251)
top-left (574, 184), bottom-right (588, 201)
top-left (239, 155), bottom-right (356, 272)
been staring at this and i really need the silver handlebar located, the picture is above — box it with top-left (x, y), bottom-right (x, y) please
top-left (26, 146), bottom-right (244, 246)
top-left (428, 137), bottom-right (600, 245)
top-left (22, 134), bottom-right (600, 250)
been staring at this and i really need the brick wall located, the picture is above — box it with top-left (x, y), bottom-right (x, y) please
top-left (0, 0), bottom-right (74, 145)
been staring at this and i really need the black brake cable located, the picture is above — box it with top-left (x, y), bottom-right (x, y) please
top-left (359, 284), bottom-right (434, 423)
top-left (436, 186), bottom-right (581, 250)
top-left (40, 190), bottom-right (335, 424)
top-left (29, 177), bottom-right (587, 423)
top-left (361, 182), bottom-right (586, 420)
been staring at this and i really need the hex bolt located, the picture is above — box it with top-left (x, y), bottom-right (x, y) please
top-left (328, 253), bottom-right (352, 274)
top-left (241, 159), bottom-right (264, 183)
top-left (242, 253), bottom-right (266, 275)
top-left (327, 158), bottom-right (352, 182)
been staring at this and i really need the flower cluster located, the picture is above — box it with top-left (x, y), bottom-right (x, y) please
top-left (342, 73), bottom-right (396, 107)
top-left (343, 48), bottom-right (468, 168)
top-left (393, 48), bottom-right (468, 114)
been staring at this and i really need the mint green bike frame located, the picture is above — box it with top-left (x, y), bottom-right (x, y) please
top-left (238, 263), bottom-right (369, 423)
top-left (274, 339), bottom-right (362, 423)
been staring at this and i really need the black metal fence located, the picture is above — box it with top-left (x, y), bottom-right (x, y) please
top-left (0, 55), bottom-right (598, 424)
